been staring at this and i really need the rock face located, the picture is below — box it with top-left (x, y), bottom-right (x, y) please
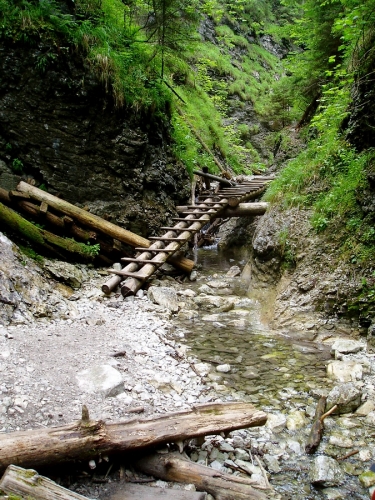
top-left (0, 43), bottom-right (189, 236)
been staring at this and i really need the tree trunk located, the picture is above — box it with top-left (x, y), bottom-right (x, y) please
top-left (134, 453), bottom-right (268, 500)
top-left (17, 181), bottom-right (150, 248)
top-left (0, 403), bottom-right (267, 474)
top-left (0, 201), bottom-right (97, 261)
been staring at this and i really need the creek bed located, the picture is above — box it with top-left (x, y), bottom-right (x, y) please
top-left (172, 247), bottom-right (372, 499)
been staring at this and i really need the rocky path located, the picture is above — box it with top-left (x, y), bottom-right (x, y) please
top-left (2, 231), bottom-right (375, 499)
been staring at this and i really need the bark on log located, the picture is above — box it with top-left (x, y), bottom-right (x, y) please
top-left (305, 396), bottom-right (327, 454)
top-left (134, 453), bottom-right (268, 500)
top-left (217, 202), bottom-right (268, 217)
top-left (0, 403), bottom-right (267, 474)
top-left (0, 465), bottom-right (89, 500)
top-left (0, 202), bottom-right (98, 261)
top-left (17, 181), bottom-right (150, 248)
top-left (16, 182), bottom-right (194, 274)
top-left (108, 482), bottom-right (206, 500)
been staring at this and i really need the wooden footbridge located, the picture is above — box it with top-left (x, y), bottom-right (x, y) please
top-left (0, 173), bottom-right (271, 297)
top-left (103, 171), bottom-right (272, 297)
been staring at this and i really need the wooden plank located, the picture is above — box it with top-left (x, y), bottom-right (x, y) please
top-left (172, 218), bottom-right (209, 222)
top-left (134, 247), bottom-right (177, 253)
top-left (0, 403), bottom-right (267, 473)
top-left (108, 482), bottom-right (206, 500)
top-left (107, 270), bottom-right (151, 278)
top-left (148, 237), bottom-right (186, 241)
top-left (0, 465), bottom-right (89, 500)
top-left (121, 257), bottom-right (162, 264)
top-left (160, 227), bottom-right (199, 232)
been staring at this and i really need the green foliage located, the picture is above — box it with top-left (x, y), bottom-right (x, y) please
top-left (82, 241), bottom-right (101, 256)
top-left (11, 158), bottom-right (24, 173)
top-left (19, 244), bottom-right (44, 263)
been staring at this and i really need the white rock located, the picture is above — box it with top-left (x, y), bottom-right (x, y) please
top-left (286, 410), bottom-right (308, 430)
top-left (76, 364), bottom-right (124, 397)
top-left (331, 339), bottom-right (364, 355)
top-left (148, 286), bottom-right (179, 312)
top-left (326, 361), bottom-right (363, 382)
top-left (193, 363), bottom-right (211, 377)
top-left (266, 413), bottom-right (287, 433)
top-left (216, 364), bottom-right (231, 373)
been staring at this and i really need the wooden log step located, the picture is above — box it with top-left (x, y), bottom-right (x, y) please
top-left (135, 247), bottom-right (176, 253)
top-left (172, 218), bottom-right (209, 222)
top-left (149, 237), bottom-right (186, 241)
top-left (181, 211), bottom-right (215, 216)
top-left (160, 227), bottom-right (199, 232)
top-left (107, 270), bottom-right (151, 278)
top-left (120, 257), bottom-right (161, 264)
top-left (185, 203), bottom-right (226, 208)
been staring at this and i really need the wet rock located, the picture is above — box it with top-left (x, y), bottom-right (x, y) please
top-left (309, 456), bottom-right (344, 487)
top-left (266, 412), bottom-right (287, 433)
top-left (226, 266), bottom-right (241, 278)
top-left (286, 410), bottom-right (308, 430)
top-left (326, 361), bottom-right (363, 382)
top-left (193, 295), bottom-right (234, 311)
top-left (216, 364), bottom-right (231, 373)
top-left (330, 339), bottom-right (364, 356)
top-left (193, 363), bottom-right (211, 376)
top-left (263, 454), bottom-right (281, 473)
top-left (359, 471), bottom-right (375, 488)
top-left (355, 399), bottom-right (375, 416)
top-left (321, 487), bottom-right (346, 499)
top-left (328, 433), bottom-right (354, 448)
top-left (148, 286), bottom-right (179, 313)
top-left (76, 364), bottom-right (124, 397)
top-left (177, 310), bottom-right (199, 320)
top-left (326, 383), bottom-right (362, 414)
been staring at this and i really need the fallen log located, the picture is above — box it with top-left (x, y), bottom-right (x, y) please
top-left (16, 182), bottom-right (194, 274)
top-left (0, 465), bottom-right (89, 500)
top-left (0, 403), bottom-right (267, 474)
top-left (17, 181), bottom-right (149, 248)
top-left (0, 201), bottom-right (99, 261)
top-left (134, 453), bottom-right (268, 500)
top-left (108, 482), bottom-right (206, 499)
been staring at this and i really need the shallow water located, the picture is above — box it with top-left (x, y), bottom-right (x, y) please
top-left (174, 247), bottom-right (370, 500)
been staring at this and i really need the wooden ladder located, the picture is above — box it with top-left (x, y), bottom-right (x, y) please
top-left (103, 177), bottom-right (272, 297)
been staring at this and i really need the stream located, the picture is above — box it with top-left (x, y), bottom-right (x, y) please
top-left (172, 247), bottom-right (372, 500)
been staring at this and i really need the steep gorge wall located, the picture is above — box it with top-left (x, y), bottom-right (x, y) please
top-left (0, 43), bottom-right (190, 237)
